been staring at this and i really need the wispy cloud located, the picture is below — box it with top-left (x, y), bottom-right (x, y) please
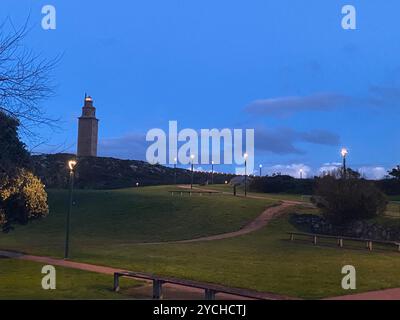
top-left (255, 127), bottom-right (340, 155)
top-left (245, 93), bottom-right (350, 117)
top-left (245, 85), bottom-right (400, 118)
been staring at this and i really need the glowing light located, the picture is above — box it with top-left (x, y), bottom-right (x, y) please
top-left (341, 148), bottom-right (348, 158)
top-left (190, 154), bottom-right (195, 160)
top-left (259, 164), bottom-right (263, 168)
top-left (244, 153), bottom-right (248, 160)
top-left (68, 160), bottom-right (77, 171)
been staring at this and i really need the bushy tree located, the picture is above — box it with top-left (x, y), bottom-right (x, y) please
top-left (0, 168), bottom-right (48, 232)
top-left (0, 112), bottom-right (31, 173)
top-left (312, 172), bottom-right (387, 225)
top-left (388, 166), bottom-right (400, 180)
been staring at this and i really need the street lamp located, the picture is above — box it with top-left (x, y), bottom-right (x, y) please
top-left (341, 148), bottom-right (348, 178)
top-left (173, 157), bottom-right (177, 185)
top-left (299, 168), bottom-right (303, 179)
top-left (65, 160), bottom-right (77, 259)
top-left (259, 164), bottom-right (263, 177)
top-left (211, 161), bottom-right (214, 185)
top-left (190, 154), bottom-right (195, 189)
top-left (244, 153), bottom-right (248, 197)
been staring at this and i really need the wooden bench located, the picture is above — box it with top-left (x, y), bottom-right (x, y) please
top-left (287, 232), bottom-right (400, 252)
top-left (168, 190), bottom-right (221, 197)
top-left (113, 271), bottom-right (291, 300)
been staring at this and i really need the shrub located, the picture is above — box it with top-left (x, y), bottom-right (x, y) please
top-left (312, 174), bottom-right (387, 225)
top-left (0, 169), bottom-right (49, 232)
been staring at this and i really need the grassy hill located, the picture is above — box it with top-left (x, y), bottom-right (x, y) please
top-left (2, 186), bottom-right (400, 299)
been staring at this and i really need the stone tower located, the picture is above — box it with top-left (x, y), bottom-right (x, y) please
top-left (77, 95), bottom-right (99, 157)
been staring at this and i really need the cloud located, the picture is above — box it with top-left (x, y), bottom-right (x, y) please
top-left (255, 127), bottom-right (340, 155)
top-left (317, 163), bottom-right (388, 180)
top-left (358, 166), bottom-right (387, 180)
top-left (245, 93), bottom-right (351, 117)
top-left (366, 86), bottom-right (400, 107)
top-left (261, 164), bottom-right (312, 178)
top-left (245, 85), bottom-right (400, 118)
top-left (318, 162), bottom-right (342, 175)
top-left (98, 133), bottom-right (147, 160)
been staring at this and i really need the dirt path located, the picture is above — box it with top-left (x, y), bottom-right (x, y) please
top-left (326, 288), bottom-right (400, 300)
top-left (166, 201), bottom-right (296, 244)
top-left (138, 185), bottom-right (301, 244)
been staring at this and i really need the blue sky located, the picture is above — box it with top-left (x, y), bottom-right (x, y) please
top-left (2, 0), bottom-right (400, 178)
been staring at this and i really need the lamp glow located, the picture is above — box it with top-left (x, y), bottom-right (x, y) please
top-left (68, 160), bottom-right (77, 171)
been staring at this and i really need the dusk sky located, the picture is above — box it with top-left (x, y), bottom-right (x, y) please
top-left (2, 0), bottom-right (400, 178)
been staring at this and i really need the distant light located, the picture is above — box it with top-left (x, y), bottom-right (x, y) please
top-left (212, 161), bottom-right (214, 165)
top-left (174, 157), bottom-right (177, 163)
top-left (136, 182), bottom-right (139, 187)
top-left (225, 180), bottom-right (228, 184)
top-left (244, 153), bottom-right (248, 159)
top-left (190, 154), bottom-right (195, 160)
top-left (341, 148), bottom-right (348, 157)
top-left (259, 164), bottom-right (263, 168)
top-left (68, 160), bottom-right (77, 171)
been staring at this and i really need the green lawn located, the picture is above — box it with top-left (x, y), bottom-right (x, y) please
top-left (0, 258), bottom-right (141, 299)
top-left (2, 185), bottom-right (400, 299)
top-left (0, 186), bottom-right (274, 256)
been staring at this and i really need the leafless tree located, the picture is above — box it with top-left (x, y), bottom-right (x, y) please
top-left (0, 18), bottom-right (59, 136)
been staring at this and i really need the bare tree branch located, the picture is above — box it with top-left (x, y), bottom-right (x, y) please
top-left (0, 17), bottom-right (60, 137)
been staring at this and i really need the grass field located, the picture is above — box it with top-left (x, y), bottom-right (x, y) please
top-left (1, 185), bottom-right (400, 299)
top-left (0, 258), bottom-right (140, 299)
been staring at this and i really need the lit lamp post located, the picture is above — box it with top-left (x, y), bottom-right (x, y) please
top-left (211, 161), bottom-right (214, 185)
top-left (174, 157), bottom-right (177, 185)
top-left (244, 153), bottom-right (248, 197)
top-left (190, 154), bottom-right (195, 189)
top-left (341, 148), bottom-right (348, 178)
top-left (259, 164), bottom-right (262, 177)
top-left (299, 168), bottom-right (303, 179)
top-left (65, 160), bottom-right (77, 260)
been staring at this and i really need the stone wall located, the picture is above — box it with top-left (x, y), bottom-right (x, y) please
top-left (291, 214), bottom-right (400, 241)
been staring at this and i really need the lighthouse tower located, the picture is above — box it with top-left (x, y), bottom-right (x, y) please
top-left (77, 94), bottom-right (99, 157)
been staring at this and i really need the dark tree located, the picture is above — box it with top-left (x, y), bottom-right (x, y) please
top-left (388, 166), bottom-right (400, 180)
top-left (312, 173), bottom-right (387, 225)
top-left (0, 111), bottom-right (30, 173)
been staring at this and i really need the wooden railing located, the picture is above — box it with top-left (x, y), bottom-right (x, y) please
top-left (288, 231), bottom-right (400, 252)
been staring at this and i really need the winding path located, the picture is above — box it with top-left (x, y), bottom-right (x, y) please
top-left (145, 185), bottom-right (303, 244)
top-left (162, 201), bottom-right (297, 244)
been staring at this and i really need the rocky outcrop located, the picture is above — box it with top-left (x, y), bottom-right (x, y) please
top-left (291, 214), bottom-right (400, 241)
top-left (32, 153), bottom-right (235, 189)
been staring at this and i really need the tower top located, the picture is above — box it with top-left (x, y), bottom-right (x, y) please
top-left (81, 94), bottom-right (96, 118)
